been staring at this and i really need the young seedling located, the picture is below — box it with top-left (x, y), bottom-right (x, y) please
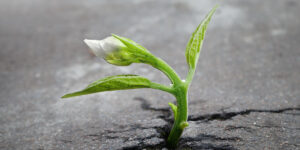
top-left (62, 6), bottom-right (218, 148)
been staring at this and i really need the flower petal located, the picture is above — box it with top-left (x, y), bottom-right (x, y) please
top-left (84, 39), bottom-right (105, 57)
top-left (100, 36), bottom-right (125, 53)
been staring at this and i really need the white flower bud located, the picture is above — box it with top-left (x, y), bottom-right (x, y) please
top-left (84, 36), bottom-right (126, 58)
top-left (83, 34), bottom-right (154, 66)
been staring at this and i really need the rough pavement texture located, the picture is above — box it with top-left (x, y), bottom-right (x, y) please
top-left (0, 0), bottom-right (299, 149)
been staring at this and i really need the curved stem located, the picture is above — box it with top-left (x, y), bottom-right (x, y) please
top-left (145, 54), bottom-right (191, 148)
top-left (148, 55), bottom-right (182, 84)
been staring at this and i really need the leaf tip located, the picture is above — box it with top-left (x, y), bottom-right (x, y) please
top-left (213, 4), bottom-right (219, 9)
top-left (61, 94), bottom-right (70, 99)
top-left (208, 4), bottom-right (219, 17)
top-left (111, 33), bottom-right (120, 39)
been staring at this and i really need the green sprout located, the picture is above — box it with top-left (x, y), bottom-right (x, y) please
top-left (62, 6), bottom-right (218, 148)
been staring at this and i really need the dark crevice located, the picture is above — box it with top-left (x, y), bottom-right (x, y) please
top-left (178, 134), bottom-right (241, 150)
top-left (84, 97), bottom-right (299, 149)
top-left (86, 125), bottom-right (166, 149)
top-left (59, 139), bottom-right (73, 143)
top-left (134, 97), bottom-right (174, 126)
top-left (188, 107), bottom-right (300, 122)
top-left (85, 134), bottom-right (102, 141)
top-left (83, 97), bottom-right (172, 149)
top-left (133, 97), bottom-right (300, 149)
top-left (123, 141), bottom-right (165, 150)
top-left (122, 97), bottom-right (173, 149)
top-left (181, 134), bottom-right (242, 142)
top-left (282, 112), bottom-right (300, 116)
top-left (132, 97), bottom-right (240, 149)
top-left (179, 143), bottom-right (237, 150)
top-left (224, 125), bottom-right (253, 133)
top-left (104, 124), bottom-right (158, 134)
top-left (133, 97), bottom-right (170, 113)
top-left (253, 125), bottom-right (300, 130)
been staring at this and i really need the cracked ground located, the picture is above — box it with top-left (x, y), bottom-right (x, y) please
top-left (0, 0), bottom-right (299, 150)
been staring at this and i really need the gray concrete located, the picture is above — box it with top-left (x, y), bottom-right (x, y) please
top-left (0, 0), bottom-right (299, 149)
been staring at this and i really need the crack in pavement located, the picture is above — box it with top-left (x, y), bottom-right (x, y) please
top-left (133, 97), bottom-right (240, 149)
top-left (179, 143), bottom-right (237, 150)
top-left (253, 125), bottom-right (300, 130)
top-left (133, 97), bottom-right (173, 123)
top-left (188, 107), bottom-right (300, 122)
top-left (133, 97), bottom-right (300, 149)
top-left (224, 125), bottom-right (254, 133)
top-left (82, 97), bottom-right (299, 149)
top-left (134, 97), bottom-right (300, 123)
top-left (178, 133), bottom-right (241, 150)
top-left (181, 133), bottom-right (242, 142)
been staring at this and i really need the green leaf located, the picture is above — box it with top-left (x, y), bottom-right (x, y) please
top-left (111, 34), bottom-right (149, 52)
top-left (61, 75), bottom-right (151, 98)
top-left (111, 34), bottom-right (158, 65)
top-left (185, 5), bottom-right (218, 69)
top-left (104, 49), bottom-right (134, 66)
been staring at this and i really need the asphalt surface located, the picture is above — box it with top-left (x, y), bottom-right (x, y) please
top-left (0, 0), bottom-right (299, 149)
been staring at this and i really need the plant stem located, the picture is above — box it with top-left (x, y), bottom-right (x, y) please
top-left (147, 54), bottom-right (193, 148)
top-left (167, 82), bottom-right (189, 148)
top-left (148, 55), bottom-right (182, 84)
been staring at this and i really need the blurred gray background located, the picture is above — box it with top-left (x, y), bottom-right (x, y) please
top-left (0, 0), bottom-right (299, 149)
